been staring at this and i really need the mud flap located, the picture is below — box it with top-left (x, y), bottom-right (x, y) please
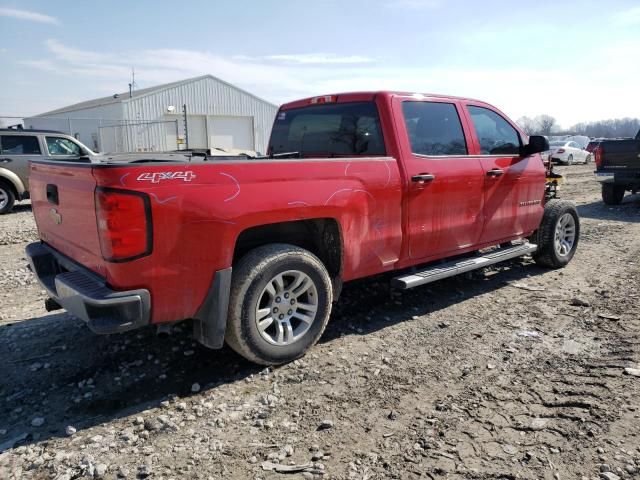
top-left (192, 267), bottom-right (232, 349)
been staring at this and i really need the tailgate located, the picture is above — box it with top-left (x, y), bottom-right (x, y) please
top-left (601, 140), bottom-right (640, 169)
top-left (30, 162), bottom-right (105, 275)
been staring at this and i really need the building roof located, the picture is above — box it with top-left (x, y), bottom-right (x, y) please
top-left (35, 74), bottom-right (277, 117)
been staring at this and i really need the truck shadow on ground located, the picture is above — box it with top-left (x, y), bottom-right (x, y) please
top-left (10, 203), bottom-right (32, 214)
top-left (0, 257), bottom-right (545, 451)
top-left (577, 194), bottom-right (640, 223)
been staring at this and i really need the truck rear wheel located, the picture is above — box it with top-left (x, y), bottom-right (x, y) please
top-left (0, 181), bottom-right (16, 215)
top-left (532, 199), bottom-right (580, 269)
top-left (602, 183), bottom-right (625, 205)
top-left (225, 244), bottom-right (333, 365)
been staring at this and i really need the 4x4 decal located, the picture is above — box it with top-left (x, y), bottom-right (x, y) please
top-left (137, 171), bottom-right (196, 183)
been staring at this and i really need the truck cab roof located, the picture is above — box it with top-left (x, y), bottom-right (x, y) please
top-left (279, 91), bottom-right (487, 110)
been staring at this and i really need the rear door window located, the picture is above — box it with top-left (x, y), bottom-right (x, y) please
top-left (468, 106), bottom-right (521, 155)
top-left (402, 101), bottom-right (468, 156)
top-left (46, 137), bottom-right (82, 156)
top-left (0, 135), bottom-right (41, 155)
top-left (269, 102), bottom-right (385, 156)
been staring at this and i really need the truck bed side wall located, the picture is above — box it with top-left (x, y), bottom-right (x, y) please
top-left (92, 158), bottom-right (403, 323)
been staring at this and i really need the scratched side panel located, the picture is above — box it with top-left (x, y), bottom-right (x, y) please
top-left (93, 158), bottom-right (403, 323)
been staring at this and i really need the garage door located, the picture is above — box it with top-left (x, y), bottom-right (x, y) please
top-left (186, 115), bottom-right (207, 149)
top-left (163, 114), bottom-right (207, 150)
top-left (209, 116), bottom-right (254, 151)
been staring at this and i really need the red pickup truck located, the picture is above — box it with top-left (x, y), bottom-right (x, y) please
top-left (26, 91), bottom-right (579, 365)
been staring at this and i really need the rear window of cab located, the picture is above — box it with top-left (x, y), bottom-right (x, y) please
top-left (269, 102), bottom-right (386, 156)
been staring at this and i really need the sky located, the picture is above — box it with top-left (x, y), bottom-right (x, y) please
top-left (0, 0), bottom-right (639, 128)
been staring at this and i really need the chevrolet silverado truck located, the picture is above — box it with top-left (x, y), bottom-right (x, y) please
top-left (593, 130), bottom-right (640, 204)
top-left (26, 91), bottom-right (580, 365)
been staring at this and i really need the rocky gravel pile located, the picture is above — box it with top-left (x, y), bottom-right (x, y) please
top-left (0, 206), bottom-right (38, 247)
top-left (0, 165), bottom-right (639, 479)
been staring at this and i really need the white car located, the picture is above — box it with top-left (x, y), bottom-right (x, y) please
top-left (545, 140), bottom-right (591, 165)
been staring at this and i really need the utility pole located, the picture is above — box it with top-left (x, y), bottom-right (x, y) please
top-left (182, 104), bottom-right (189, 150)
top-left (128, 67), bottom-right (137, 98)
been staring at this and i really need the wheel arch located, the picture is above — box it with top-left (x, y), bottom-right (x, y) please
top-left (232, 218), bottom-right (344, 299)
top-left (0, 168), bottom-right (25, 198)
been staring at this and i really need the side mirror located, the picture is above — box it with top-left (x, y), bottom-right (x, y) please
top-left (521, 135), bottom-right (549, 156)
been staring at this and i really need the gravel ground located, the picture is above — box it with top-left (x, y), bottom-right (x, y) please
top-left (1, 163), bottom-right (639, 480)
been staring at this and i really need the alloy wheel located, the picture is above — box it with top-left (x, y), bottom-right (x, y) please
top-left (254, 270), bottom-right (319, 346)
top-left (554, 213), bottom-right (576, 257)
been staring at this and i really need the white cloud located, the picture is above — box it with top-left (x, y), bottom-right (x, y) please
top-left (0, 7), bottom-right (58, 25)
top-left (612, 5), bottom-right (640, 25)
top-left (261, 53), bottom-right (374, 64)
top-left (17, 38), bottom-right (640, 127)
top-left (234, 53), bottom-right (374, 65)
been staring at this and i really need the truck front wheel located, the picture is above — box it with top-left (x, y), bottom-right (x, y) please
top-left (532, 199), bottom-right (580, 269)
top-left (225, 244), bottom-right (333, 365)
top-left (602, 183), bottom-right (625, 205)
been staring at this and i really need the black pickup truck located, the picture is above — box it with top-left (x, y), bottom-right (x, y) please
top-left (594, 130), bottom-right (640, 205)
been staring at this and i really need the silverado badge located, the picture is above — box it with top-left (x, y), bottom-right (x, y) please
top-left (50, 208), bottom-right (62, 225)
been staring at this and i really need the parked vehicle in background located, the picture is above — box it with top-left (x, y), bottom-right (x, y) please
top-left (0, 129), bottom-right (193, 214)
top-left (26, 91), bottom-right (579, 365)
top-left (567, 135), bottom-right (589, 150)
top-left (586, 139), bottom-right (603, 154)
top-left (546, 140), bottom-right (590, 165)
top-left (594, 130), bottom-right (640, 205)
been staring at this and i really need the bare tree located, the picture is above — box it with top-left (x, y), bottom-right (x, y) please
top-left (534, 115), bottom-right (557, 136)
top-left (567, 118), bottom-right (640, 138)
top-left (516, 116), bottom-right (536, 135)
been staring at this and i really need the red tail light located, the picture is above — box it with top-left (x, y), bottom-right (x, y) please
top-left (557, 148), bottom-right (565, 153)
top-left (594, 146), bottom-right (603, 168)
top-left (95, 188), bottom-right (152, 262)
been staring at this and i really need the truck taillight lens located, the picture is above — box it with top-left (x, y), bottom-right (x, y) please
top-left (594, 146), bottom-right (603, 167)
top-left (557, 148), bottom-right (565, 153)
top-left (310, 95), bottom-right (336, 104)
top-left (95, 188), bottom-right (152, 262)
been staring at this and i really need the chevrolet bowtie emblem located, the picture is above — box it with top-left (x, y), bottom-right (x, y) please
top-left (50, 208), bottom-right (62, 225)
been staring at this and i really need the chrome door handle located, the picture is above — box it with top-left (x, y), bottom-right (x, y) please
top-left (411, 173), bottom-right (435, 183)
top-left (486, 168), bottom-right (504, 177)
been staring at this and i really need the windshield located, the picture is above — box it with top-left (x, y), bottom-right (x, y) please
top-left (268, 102), bottom-right (386, 156)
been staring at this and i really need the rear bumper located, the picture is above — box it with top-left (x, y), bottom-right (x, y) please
top-left (595, 170), bottom-right (640, 186)
top-left (25, 242), bottom-right (150, 334)
top-left (595, 171), bottom-right (615, 183)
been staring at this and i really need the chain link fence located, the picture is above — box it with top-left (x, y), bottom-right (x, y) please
top-left (1, 116), bottom-right (180, 153)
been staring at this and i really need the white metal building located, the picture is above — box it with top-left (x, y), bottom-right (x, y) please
top-left (24, 75), bottom-right (278, 154)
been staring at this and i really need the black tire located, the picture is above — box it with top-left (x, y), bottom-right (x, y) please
top-left (585, 154), bottom-right (592, 164)
top-left (602, 183), bottom-right (625, 205)
top-left (0, 180), bottom-right (16, 215)
top-left (567, 155), bottom-right (574, 165)
top-left (225, 244), bottom-right (333, 365)
top-left (532, 199), bottom-right (580, 269)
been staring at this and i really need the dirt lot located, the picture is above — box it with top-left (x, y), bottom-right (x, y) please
top-left (1, 163), bottom-right (639, 480)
